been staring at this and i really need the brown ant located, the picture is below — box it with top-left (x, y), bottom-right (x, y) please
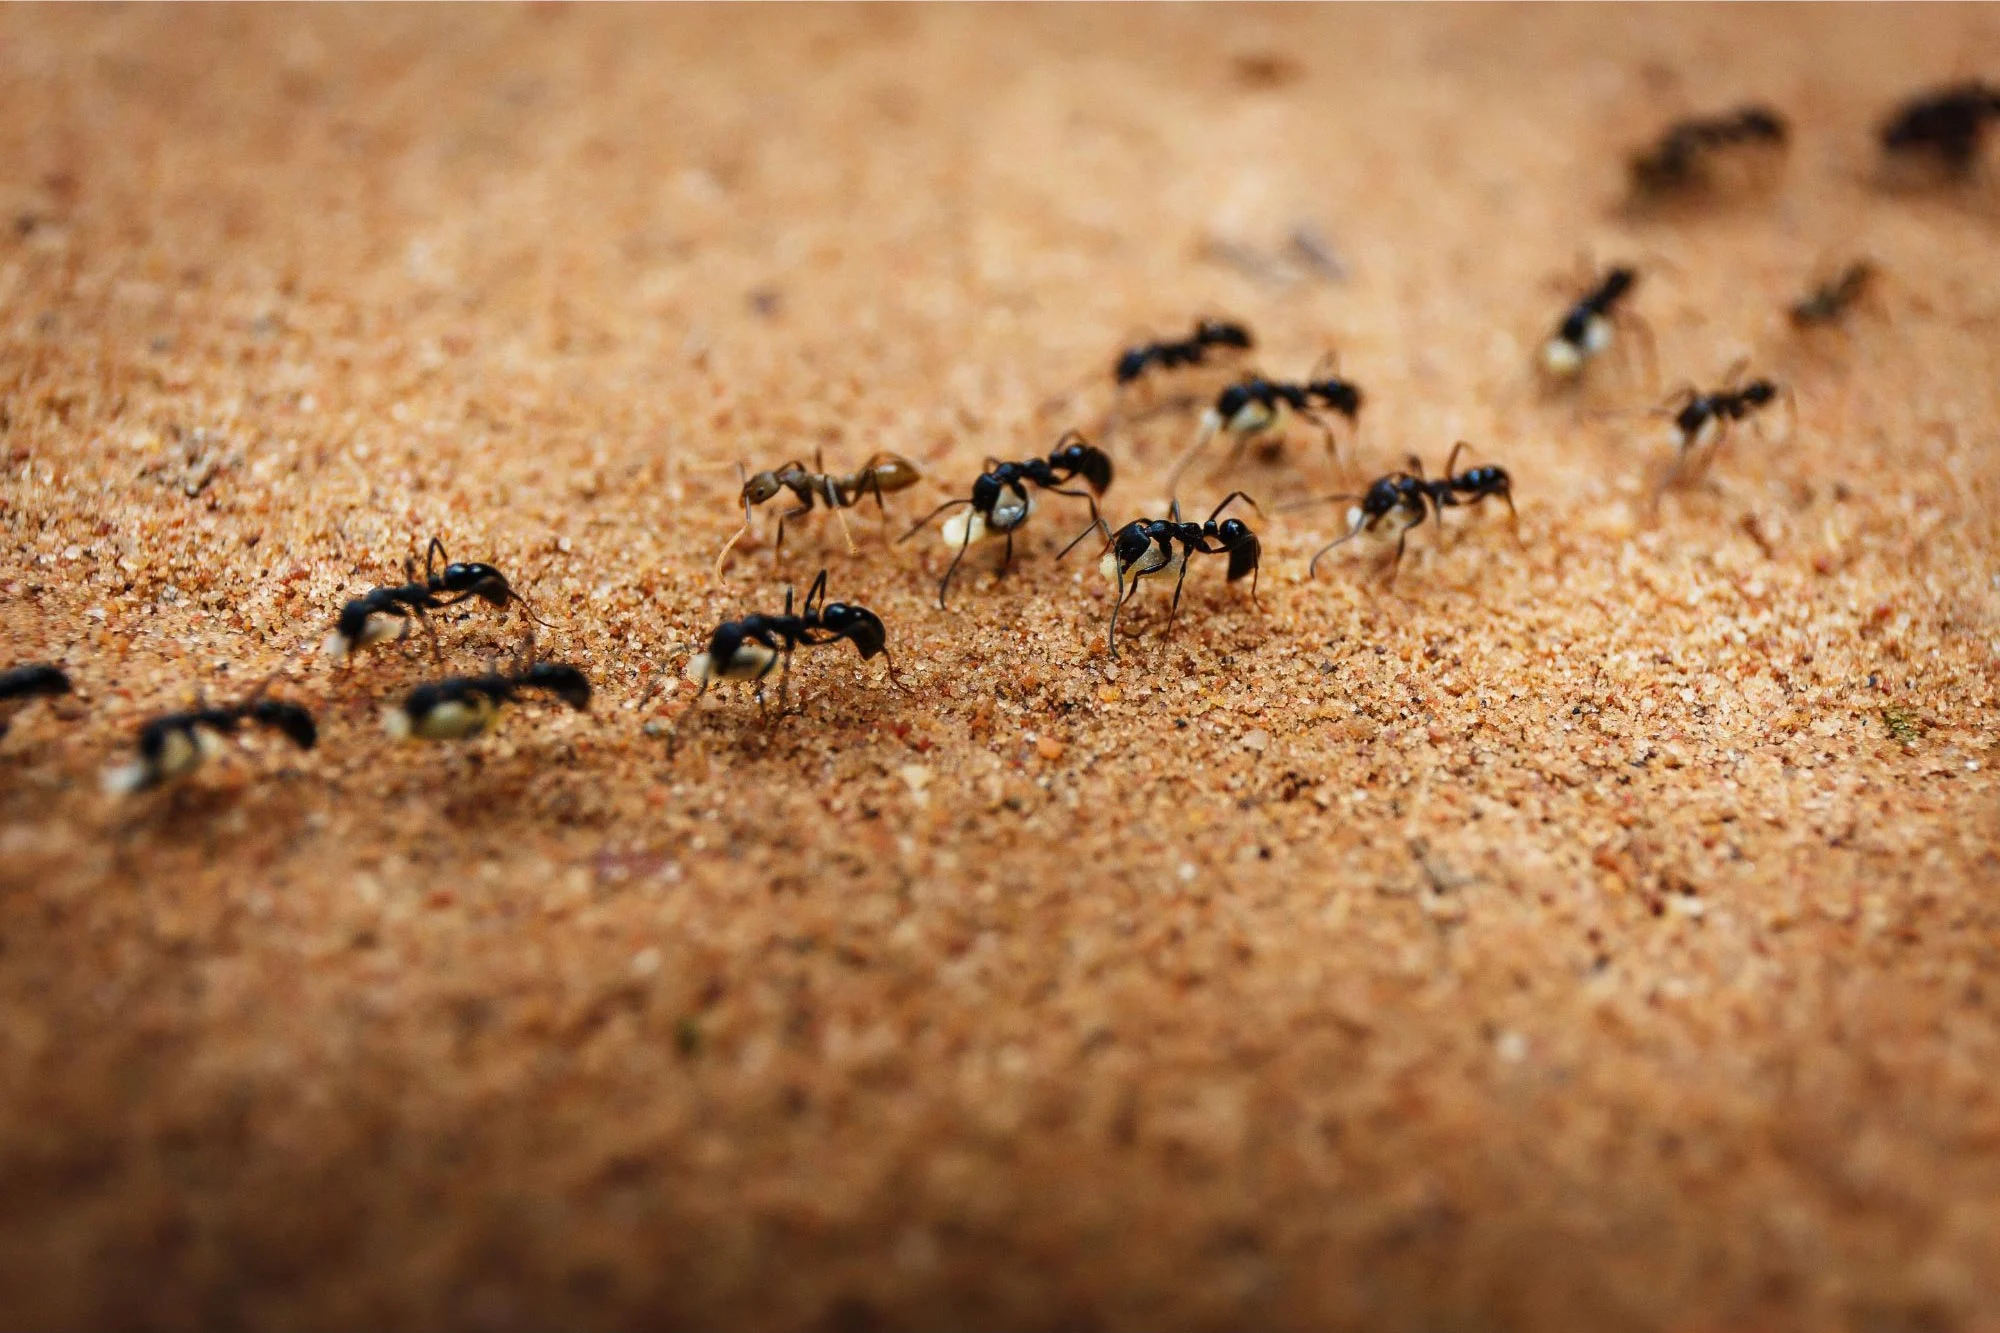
top-left (1790, 261), bottom-right (1879, 328)
top-left (1306, 443), bottom-right (1517, 583)
top-left (1629, 105), bottom-right (1789, 199)
top-left (899, 431), bottom-right (1115, 609)
top-left (0, 663), bottom-right (70, 737)
top-left (103, 681), bottom-right (317, 796)
top-left (1881, 82), bottom-right (2000, 178)
top-left (713, 450), bottom-right (923, 576)
top-left (324, 538), bottom-right (547, 661)
top-left (1164, 360), bottom-right (1365, 495)
top-left (1066, 493), bottom-right (1263, 655)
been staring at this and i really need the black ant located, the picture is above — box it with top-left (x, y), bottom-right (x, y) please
top-left (899, 431), bottom-right (1115, 609)
top-left (1541, 265), bottom-right (1655, 383)
top-left (1790, 261), bottom-right (1879, 328)
top-left (324, 538), bottom-right (547, 661)
top-left (1115, 318), bottom-right (1255, 386)
top-left (1165, 362), bottom-right (1365, 494)
top-left (386, 660), bottom-right (591, 742)
top-left (1654, 363), bottom-right (1791, 499)
top-left (1629, 105), bottom-right (1789, 198)
top-left (674, 569), bottom-right (900, 749)
top-left (1307, 443), bottom-right (1517, 583)
top-left (103, 683), bottom-right (317, 796)
top-left (0, 663), bottom-right (70, 737)
top-left (1066, 493), bottom-right (1262, 656)
top-left (714, 450), bottom-right (923, 575)
top-left (1881, 82), bottom-right (2000, 177)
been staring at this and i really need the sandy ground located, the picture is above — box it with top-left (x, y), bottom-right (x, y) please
top-left (3, 5), bottom-right (2000, 1329)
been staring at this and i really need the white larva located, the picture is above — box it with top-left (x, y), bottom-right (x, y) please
top-left (686, 641), bottom-right (778, 687)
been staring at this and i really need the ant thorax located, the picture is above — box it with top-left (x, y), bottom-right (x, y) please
top-left (942, 491), bottom-right (1035, 547)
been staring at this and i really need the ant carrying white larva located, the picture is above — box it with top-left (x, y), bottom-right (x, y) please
top-left (103, 682), bottom-right (317, 797)
top-left (324, 537), bottom-right (548, 661)
top-left (1540, 264), bottom-right (1655, 384)
top-left (0, 663), bottom-right (71, 738)
top-left (713, 450), bottom-right (924, 576)
top-left (899, 430), bottom-right (1115, 609)
top-left (673, 569), bottom-right (901, 752)
top-left (384, 659), bottom-right (592, 742)
top-left (1304, 442), bottom-right (1518, 584)
top-left (1163, 359), bottom-right (1364, 496)
top-left (1064, 493), bottom-right (1263, 656)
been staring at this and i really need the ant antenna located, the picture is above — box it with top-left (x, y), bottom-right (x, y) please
top-left (713, 461), bottom-right (755, 577)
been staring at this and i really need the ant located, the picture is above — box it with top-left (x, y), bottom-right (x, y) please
top-left (1541, 265), bottom-right (1655, 383)
top-left (1115, 318), bottom-right (1255, 386)
top-left (899, 431), bottom-right (1115, 609)
top-left (1629, 105), bottom-right (1789, 198)
top-left (1881, 82), bottom-right (2000, 177)
top-left (1164, 362), bottom-right (1365, 495)
top-left (674, 569), bottom-right (900, 750)
top-left (1790, 261), bottom-right (1879, 328)
top-left (1654, 363), bottom-right (1791, 499)
top-left (713, 450), bottom-right (923, 575)
top-left (1067, 493), bottom-right (1262, 656)
top-left (324, 537), bottom-right (547, 661)
top-left (0, 663), bottom-right (71, 737)
top-left (385, 659), bottom-right (591, 742)
top-left (103, 683), bottom-right (317, 796)
top-left (1307, 442), bottom-right (1517, 583)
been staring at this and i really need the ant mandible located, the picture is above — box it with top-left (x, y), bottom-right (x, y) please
top-left (385, 658), bottom-right (592, 742)
top-left (0, 663), bottom-right (71, 738)
top-left (713, 449), bottom-right (923, 576)
top-left (1541, 264), bottom-right (1655, 384)
top-left (1880, 82), bottom-right (2000, 178)
top-left (1306, 443), bottom-right (1517, 583)
top-left (103, 682), bottom-right (317, 796)
top-left (1164, 360), bottom-right (1364, 496)
top-left (324, 537), bottom-right (548, 661)
top-left (1115, 318), bottom-right (1255, 386)
top-left (1629, 105), bottom-right (1789, 199)
top-left (899, 430), bottom-right (1115, 609)
top-left (673, 568), bottom-right (901, 751)
top-left (1067, 492), bottom-right (1262, 656)
top-left (1654, 362), bottom-right (1791, 499)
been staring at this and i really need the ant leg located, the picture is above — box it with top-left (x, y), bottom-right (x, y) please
top-left (1385, 529), bottom-right (1410, 586)
top-left (1442, 441), bottom-right (1470, 478)
top-left (418, 609), bottom-right (442, 662)
top-left (1503, 492), bottom-right (1524, 547)
top-left (1163, 417), bottom-right (1222, 497)
top-left (1163, 550), bottom-right (1194, 643)
top-left (777, 648), bottom-right (794, 716)
top-left (1308, 523), bottom-right (1363, 578)
top-left (1058, 514), bottom-right (1112, 561)
top-left (1625, 310), bottom-right (1660, 393)
top-left (936, 515), bottom-right (975, 610)
top-left (901, 499), bottom-right (969, 544)
top-left (1107, 562), bottom-right (1128, 658)
top-left (997, 529), bottom-right (1016, 581)
top-left (426, 537), bottom-right (448, 583)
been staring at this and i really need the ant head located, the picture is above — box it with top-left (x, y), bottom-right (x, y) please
top-left (1602, 266), bottom-right (1638, 299)
top-left (246, 699), bottom-right (318, 750)
top-left (1112, 523), bottom-right (1154, 569)
top-left (971, 472), bottom-right (1005, 509)
top-left (1461, 465), bottom-right (1511, 495)
top-left (1312, 380), bottom-right (1363, 418)
top-left (443, 562), bottom-right (512, 604)
top-left (522, 662), bottom-right (592, 711)
top-left (1114, 348), bottom-right (1150, 384)
top-left (1738, 106), bottom-right (1788, 142)
top-left (1050, 433), bottom-right (1114, 493)
top-left (1364, 475), bottom-right (1408, 514)
top-left (1215, 381), bottom-right (1255, 418)
top-left (821, 603), bottom-right (888, 659)
top-left (741, 471), bottom-right (786, 505)
top-left (1743, 380), bottom-right (1778, 406)
top-left (1215, 517), bottom-right (1253, 545)
top-left (1196, 318), bottom-right (1253, 350)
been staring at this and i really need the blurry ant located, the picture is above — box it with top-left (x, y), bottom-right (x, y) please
top-left (385, 652), bottom-right (591, 743)
top-left (673, 569), bottom-right (900, 751)
top-left (1790, 261), bottom-right (1879, 328)
top-left (1630, 105), bottom-right (1789, 199)
top-left (1164, 361), bottom-right (1365, 495)
top-left (103, 680), bottom-right (317, 796)
top-left (1654, 362), bottom-right (1791, 500)
top-left (1116, 318), bottom-right (1255, 386)
top-left (1067, 493), bottom-right (1262, 656)
top-left (324, 538), bottom-right (547, 661)
top-left (899, 431), bottom-right (1115, 609)
top-left (1881, 82), bottom-right (2000, 178)
top-left (0, 662), bottom-right (71, 737)
top-left (714, 450), bottom-right (923, 576)
top-left (1305, 443), bottom-right (1517, 583)
top-left (1541, 264), bottom-right (1656, 383)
